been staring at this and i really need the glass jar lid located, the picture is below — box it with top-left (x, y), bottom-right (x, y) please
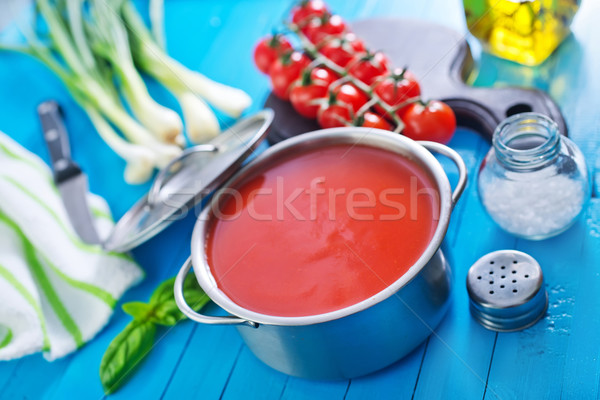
top-left (493, 112), bottom-right (560, 170)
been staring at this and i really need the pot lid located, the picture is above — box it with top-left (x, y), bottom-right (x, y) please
top-left (104, 109), bottom-right (274, 253)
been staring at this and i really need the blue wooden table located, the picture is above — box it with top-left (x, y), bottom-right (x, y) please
top-left (1, 0), bottom-right (599, 398)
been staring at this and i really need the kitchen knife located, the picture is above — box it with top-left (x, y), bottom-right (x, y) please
top-left (37, 101), bottom-right (102, 245)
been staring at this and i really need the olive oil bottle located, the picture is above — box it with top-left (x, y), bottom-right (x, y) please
top-left (464, 0), bottom-right (580, 66)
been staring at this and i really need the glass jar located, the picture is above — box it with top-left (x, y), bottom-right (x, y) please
top-left (463, 0), bottom-right (580, 66)
top-left (478, 112), bottom-right (590, 240)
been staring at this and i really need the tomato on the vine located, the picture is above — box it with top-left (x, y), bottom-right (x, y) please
top-left (401, 100), bottom-right (456, 144)
top-left (355, 112), bottom-right (393, 130)
top-left (317, 82), bottom-right (369, 129)
top-left (253, 34), bottom-right (293, 74)
top-left (348, 51), bottom-right (390, 86)
top-left (290, 67), bottom-right (339, 119)
top-left (317, 103), bottom-right (352, 129)
top-left (291, 0), bottom-right (328, 26)
top-left (269, 51), bottom-right (311, 100)
top-left (373, 68), bottom-right (421, 117)
top-left (318, 33), bottom-right (366, 68)
top-left (301, 14), bottom-right (347, 45)
top-left (330, 83), bottom-right (368, 113)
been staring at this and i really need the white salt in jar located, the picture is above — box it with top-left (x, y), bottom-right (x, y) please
top-left (478, 112), bottom-right (590, 240)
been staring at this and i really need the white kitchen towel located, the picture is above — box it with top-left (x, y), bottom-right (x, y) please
top-left (0, 132), bottom-right (144, 360)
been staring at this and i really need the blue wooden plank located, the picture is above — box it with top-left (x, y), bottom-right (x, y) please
top-left (0, 359), bottom-right (19, 392)
top-left (441, 128), bottom-right (488, 246)
top-left (0, 16), bottom-right (93, 400)
top-left (46, 218), bottom-right (196, 399)
top-left (0, 0), bottom-right (598, 398)
top-left (421, 0), bottom-right (466, 33)
top-left (221, 346), bottom-right (290, 400)
top-left (280, 379), bottom-right (348, 400)
top-left (478, 0), bottom-right (600, 395)
top-left (560, 199), bottom-right (600, 397)
top-left (162, 323), bottom-right (245, 400)
top-left (170, 0), bottom-right (293, 117)
top-left (154, 2), bottom-right (300, 399)
top-left (209, 2), bottom-right (439, 398)
top-left (0, 0), bottom-right (280, 396)
top-left (412, 126), bottom-right (518, 400)
top-left (552, 2), bottom-right (600, 389)
top-left (341, 126), bottom-right (491, 400)
top-left (350, 0), bottom-right (431, 21)
top-left (483, 223), bottom-right (586, 399)
top-left (0, 354), bottom-right (71, 400)
top-left (345, 342), bottom-right (428, 400)
top-left (480, 2), bottom-right (600, 391)
top-left (106, 322), bottom-right (197, 400)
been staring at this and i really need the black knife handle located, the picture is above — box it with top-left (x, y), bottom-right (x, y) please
top-left (37, 101), bottom-right (81, 183)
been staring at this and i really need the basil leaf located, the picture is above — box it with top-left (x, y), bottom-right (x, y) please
top-left (147, 273), bottom-right (210, 326)
top-left (152, 294), bottom-right (210, 326)
top-left (149, 276), bottom-right (176, 306)
top-left (182, 273), bottom-right (209, 308)
top-left (100, 320), bottom-right (156, 395)
top-left (99, 272), bottom-right (212, 393)
top-left (150, 302), bottom-right (180, 326)
top-left (122, 301), bottom-right (153, 321)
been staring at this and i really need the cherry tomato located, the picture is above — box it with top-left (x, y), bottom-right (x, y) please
top-left (290, 67), bottom-right (339, 119)
top-left (401, 101), bottom-right (456, 144)
top-left (373, 68), bottom-right (421, 117)
top-left (318, 33), bottom-right (366, 68)
top-left (348, 51), bottom-right (390, 86)
top-left (317, 103), bottom-right (352, 129)
top-left (330, 83), bottom-right (368, 113)
top-left (355, 112), bottom-right (393, 130)
top-left (253, 34), bottom-right (293, 74)
top-left (301, 14), bottom-right (347, 45)
top-left (291, 0), bottom-right (328, 26)
top-left (269, 51), bottom-right (311, 100)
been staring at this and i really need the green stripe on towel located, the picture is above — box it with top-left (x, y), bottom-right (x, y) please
top-left (2, 176), bottom-right (131, 262)
top-left (40, 253), bottom-right (117, 307)
top-left (0, 141), bottom-right (116, 225)
top-left (0, 141), bottom-right (52, 181)
top-left (0, 211), bottom-right (84, 346)
top-left (91, 207), bottom-right (113, 221)
top-left (0, 263), bottom-right (50, 351)
top-left (24, 240), bottom-right (85, 348)
top-left (0, 210), bottom-right (116, 305)
top-left (0, 327), bottom-right (13, 349)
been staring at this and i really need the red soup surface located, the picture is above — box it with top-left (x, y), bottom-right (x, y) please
top-left (207, 144), bottom-right (439, 317)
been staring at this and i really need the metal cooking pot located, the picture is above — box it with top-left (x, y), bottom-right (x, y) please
top-left (174, 128), bottom-right (467, 380)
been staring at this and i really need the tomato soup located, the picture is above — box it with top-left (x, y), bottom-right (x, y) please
top-left (206, 144), bottom-right (439, 317)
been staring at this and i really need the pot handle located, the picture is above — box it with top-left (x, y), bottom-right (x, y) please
top-left (418, 141), bottom-right (468, 207)
top-left (174, 257), bottom-right (258, 327)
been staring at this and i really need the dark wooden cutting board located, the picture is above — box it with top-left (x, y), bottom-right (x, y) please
top-left (265, 18), bottom-right (567, 144)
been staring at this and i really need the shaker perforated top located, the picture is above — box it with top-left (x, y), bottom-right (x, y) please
top-left (467, 250), bottom-right (548, 332)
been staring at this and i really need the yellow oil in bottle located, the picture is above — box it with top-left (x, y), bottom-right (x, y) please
top-left (464, 0), bottom-right (580, 66)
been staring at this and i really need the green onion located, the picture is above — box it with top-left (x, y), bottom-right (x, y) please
top-left (122, 2), bottom-right (252, 120)
top-left (149, 0), bottom-right (166, 49)
top-left (1, 0), bottom-right (186, 181)
top-left (86, 0), bottom-right (184, 145)
top-left (1, 0), bottom-right (253, 180)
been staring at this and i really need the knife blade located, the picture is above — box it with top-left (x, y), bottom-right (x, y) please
top-left (37, 101), bottom-right (102, 245)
